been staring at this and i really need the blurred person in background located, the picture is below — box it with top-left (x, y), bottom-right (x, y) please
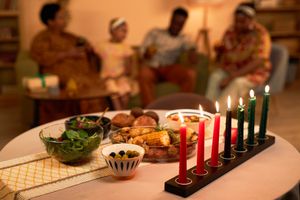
top-left (138, 7), bottom-right (198, 107)
top-left (96, 18), bottom-right (137, 110)
top-left (30, 3), bottom-right (104, 123)
top-left (206, 3), bottom-right (271, 111)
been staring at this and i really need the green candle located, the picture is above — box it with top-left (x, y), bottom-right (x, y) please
top-left (247, 89), bottom-right (256, 145)
top-left (258, 85), bottom-right (270, 139)
top-left (236, 97), bottom-right (245, 151)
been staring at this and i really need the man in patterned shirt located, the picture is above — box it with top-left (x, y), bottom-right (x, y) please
top-left (206, 3), bottom-right (271, 111)
top-left (138, 7), bottom-right (197, 107)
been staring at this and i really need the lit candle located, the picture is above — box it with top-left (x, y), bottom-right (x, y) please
top-left (236, 97), bottom-right (245, 151)
top-left (258, 85), bottom-right (270, 139)
top-left (224, 96), bottom-right (232, 158)
top-left (247, 90), bottom-right (256, 145)
top-left (210, 101), bottom-right (220, 167)
top-left (178, 112), bottom-right (187, 184)
top-left (196, 105), bottom-right (205, 174)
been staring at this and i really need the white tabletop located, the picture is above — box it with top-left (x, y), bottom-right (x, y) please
top-left (1, 110), bottom-right (300, 200)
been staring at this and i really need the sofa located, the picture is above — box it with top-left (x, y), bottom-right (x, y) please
top-left (128, 51), bottom-right (210, 107)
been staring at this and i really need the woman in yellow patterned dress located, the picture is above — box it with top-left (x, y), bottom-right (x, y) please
top-left (30, 3), bottom-right (105, 124)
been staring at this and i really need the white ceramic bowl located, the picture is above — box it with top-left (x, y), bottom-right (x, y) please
top-left (165, 109), bottom-right (213, 132)
top-left (102, 144), bottom-right (145, 177)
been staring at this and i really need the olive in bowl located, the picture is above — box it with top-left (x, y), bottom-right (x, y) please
top-left (102, 144), bottom-right (145, 177)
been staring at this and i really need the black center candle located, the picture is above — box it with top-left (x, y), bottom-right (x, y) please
top-left (236, 97), bottom-right (245, 151)
top-left (224, 96), bottom-right (232, 158)
top-left (247, 90), bottom-right (256, 145)
top-left (258, 85), bottom-right (270, 139)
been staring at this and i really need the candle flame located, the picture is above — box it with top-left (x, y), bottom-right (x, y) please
top-left (178, 112), bottom-right (184, 124)
top-left (239, 97), bottom-right (243, 106)
top-left (215, 101), bottom-right (219, 113)
top-left (250, 89), bottom-right (255, 98)
top-left (199, 104), bottom-right (204, 116)
top-left (227, 96), bottom-right (231, 109)
top-left (265, 85), bottom-right (270, 93)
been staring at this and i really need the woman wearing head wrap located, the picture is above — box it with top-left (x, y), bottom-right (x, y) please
top-left (206, 3), bottom-right (271, 112)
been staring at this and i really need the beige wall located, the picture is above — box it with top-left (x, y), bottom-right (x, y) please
top-left (19, 0), bottom-right (243, 53)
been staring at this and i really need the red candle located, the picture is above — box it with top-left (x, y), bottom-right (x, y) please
top-left (210, 101), bottom-right (220, 167)
top-left (196, 105), bottom-right (205, 174)
top-left (178, 113), bottom-right (187, 183)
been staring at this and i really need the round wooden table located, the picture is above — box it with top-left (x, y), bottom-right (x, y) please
top-left (1, 110), bottom-right (299, 200)
top-left (25, 88), bottom-right (113, 126)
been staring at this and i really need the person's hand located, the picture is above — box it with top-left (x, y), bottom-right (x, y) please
top-left (123, 56), bottom-right (132, 76)
top-left (144, 45), bottom-right (157, 60)
top-left (219, 77), bottom-right (232, 89)
top-left (84, 42), bottom-right (94, 53)
top-left (67, 48), bottom-right (85, 58)
top-left (75, 37), bottom-right (94, 53)
top-left (214, 42), bottom-right (225, 62)
top-left (219, 70), bottom-right (239, 89)
top-left (222, 64), bottom-right (237, 74)
top-left (214, 42), bottom-right (225, 54)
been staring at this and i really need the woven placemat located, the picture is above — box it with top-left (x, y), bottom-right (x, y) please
top-left (0, 145), bottom-right (111, 200)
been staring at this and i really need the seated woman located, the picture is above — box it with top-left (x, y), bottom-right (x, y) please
top-left (30, 3), bottom-right (104, 123)
top-left (206, 3), bottom-right (271, 111)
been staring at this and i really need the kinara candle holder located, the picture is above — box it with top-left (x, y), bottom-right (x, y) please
top-left (164, 133), bottom-right (275, 198)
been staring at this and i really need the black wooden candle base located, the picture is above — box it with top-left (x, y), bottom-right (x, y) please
top-left (164, 134), bottom-right (275, 198)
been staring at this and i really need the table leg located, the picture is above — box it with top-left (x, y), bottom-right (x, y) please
top-left (32, 99), bottom-right (40, 127)
top-left (105, 96), bottom-right (115, 110)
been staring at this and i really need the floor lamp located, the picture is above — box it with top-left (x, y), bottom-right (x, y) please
top-left (195, 5), bottom-right (211, 59)
top-left (189, 0), bottom-right (224, 59)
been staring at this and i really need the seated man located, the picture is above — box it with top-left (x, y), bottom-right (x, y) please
top-left (206, 3), bottom-right (271, 110)
top-left (30, 3), bottom-right (104, 123)
top-left (138, 7), bottom-right (197, 107)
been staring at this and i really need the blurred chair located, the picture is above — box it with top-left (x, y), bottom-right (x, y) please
top-left (15, 51), bottom-right (39, 129)
top-left (255, 43), bottom-right (289, 94)
top-left (145, 92), bottom-right (216, 113)
top-left (255, 43), bottom-right (289, 114)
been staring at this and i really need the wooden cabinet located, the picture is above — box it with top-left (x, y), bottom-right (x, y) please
top-left (0, 0), bottom-right (19, 89)
top-left (256, 2), bottom-right (300, 81)
top-left (256, 4), bottom-right (300, 59)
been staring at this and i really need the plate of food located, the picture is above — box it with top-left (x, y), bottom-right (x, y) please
top-left (165, 109), bottom-right (213, 133)
top-left (110, 126), bottom-right (197, 162)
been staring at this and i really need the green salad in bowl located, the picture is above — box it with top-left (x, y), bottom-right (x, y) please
top-left (39, 123), bottom-right (103, 163)
top-left (65, 115), bottom-right (111, 139)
